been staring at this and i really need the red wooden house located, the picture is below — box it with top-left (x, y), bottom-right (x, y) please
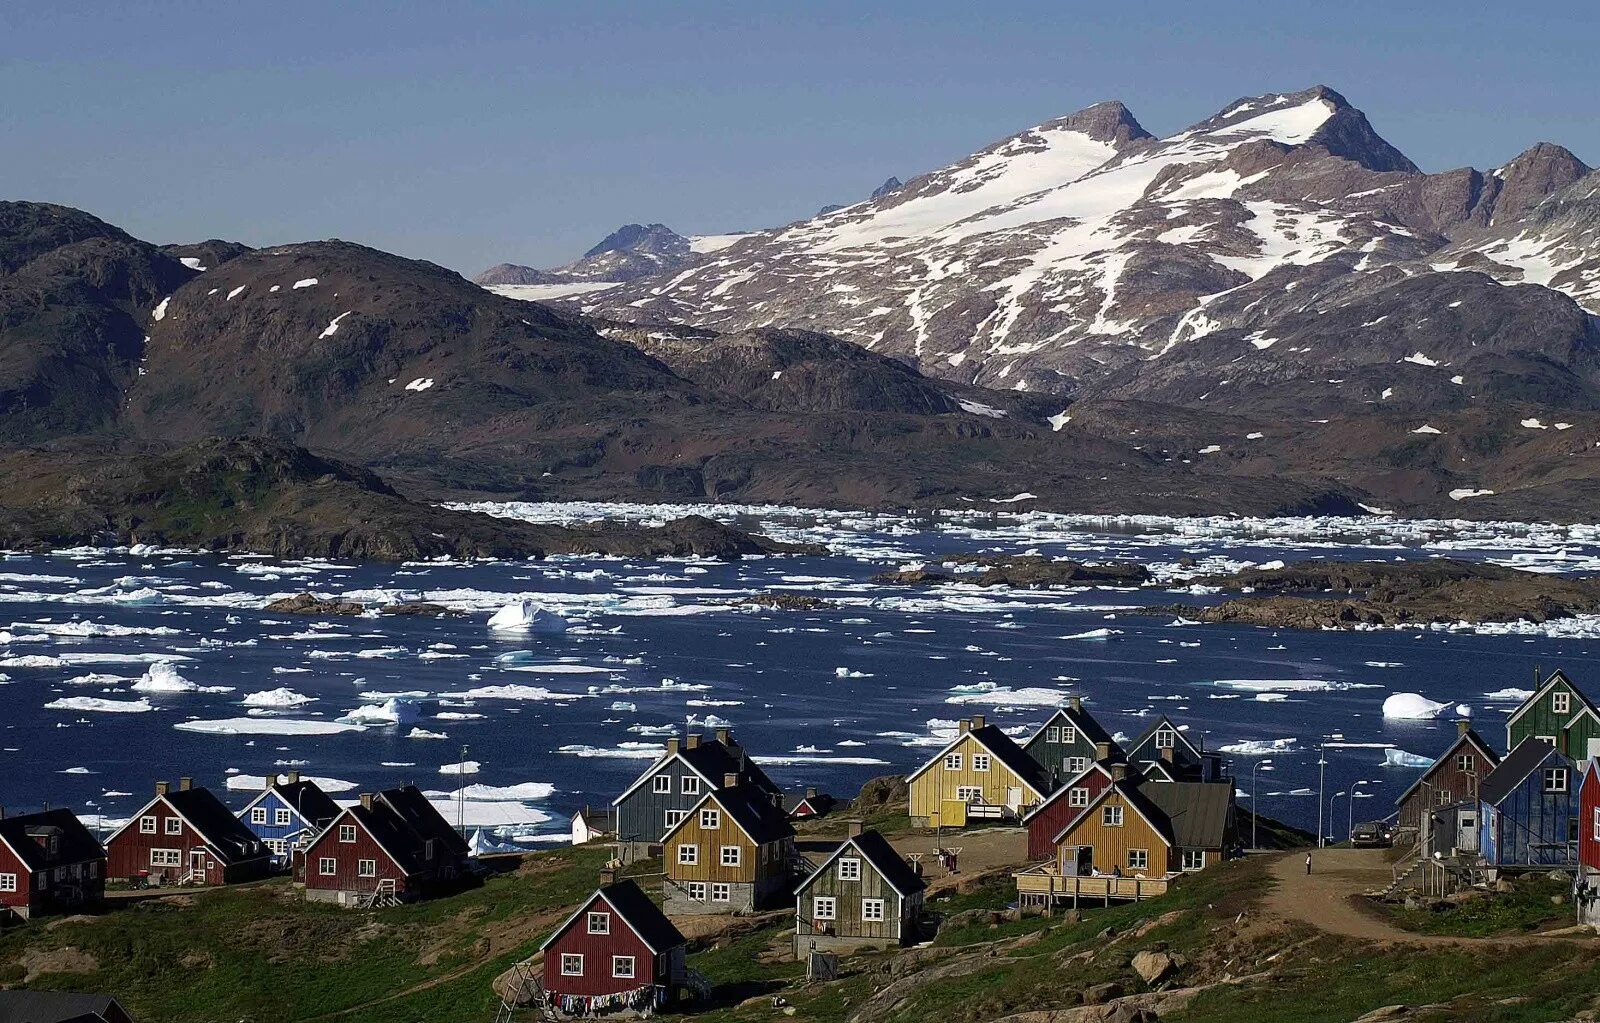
top-left (0, 808), bottom-right (106, 921)
top-left (299, 786), bottom-right (471, 906)
top-left (1022, 757), bottom-right (1120, 861)
top-left (539, 876), bottom-right (688, 1017)
top-left (104, 779), bottom-right (272, 886)
top-left (1578, 759), bottom-right (1600, 927)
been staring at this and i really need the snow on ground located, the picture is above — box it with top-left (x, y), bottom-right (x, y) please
top-left (488, 282), bottom-right (621, 301)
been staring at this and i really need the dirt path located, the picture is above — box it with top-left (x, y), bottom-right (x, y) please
top-left (1262, 849), bottom-right (1590, 946)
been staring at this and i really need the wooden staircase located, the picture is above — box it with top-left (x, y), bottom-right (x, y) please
top-left (356, 878), bottom-right (399, 909)
top-left (492, 959), bottom-right (548, 1023)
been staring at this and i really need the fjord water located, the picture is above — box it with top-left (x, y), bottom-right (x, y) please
top-left (3, 504), bottom-right (1598, 843)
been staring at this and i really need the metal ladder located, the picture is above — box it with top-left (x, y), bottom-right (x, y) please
top-left (493, 959), bottom-right (546, 1023)
top-left (357, 878), bottom-right (399, 909)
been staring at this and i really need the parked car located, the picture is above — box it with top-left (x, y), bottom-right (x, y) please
top-left (1351, 821), bottom-right (1394, 848)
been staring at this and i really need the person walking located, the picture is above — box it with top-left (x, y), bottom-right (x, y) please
top-left (1305, 852), bottom-right (1313, 875)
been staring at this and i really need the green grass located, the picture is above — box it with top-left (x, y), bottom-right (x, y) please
top-left (1371, 875), bottom-right (1576, 937)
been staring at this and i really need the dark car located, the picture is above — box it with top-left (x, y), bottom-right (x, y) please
top-left (1350, 821), bottom-right (1393, 848)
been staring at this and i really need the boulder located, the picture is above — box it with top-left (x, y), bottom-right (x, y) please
top-left (1083, 982), bottom-right (1124, 1004)
top-left (1130, 950), bottom-right (1181, 985)
top-left (264, 592), bottom-right (366, 615)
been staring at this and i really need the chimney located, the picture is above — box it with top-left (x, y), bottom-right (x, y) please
top-left (360, 793), bottom-right (374, 810)
top-left (666, 737), bottom-right (680, 755)
top-left (1159, 746), bottom-right (1174, 764)
top-left (958, 718), bottom-right (972, 734)
top-left (1095, 742), bottom-right (1111, 761)
top-left (155, 781), bottom-right (170, 796)
top-left (1457, 719), bottom-right (1471, 737)
top-left (971, 714), bottom-right (986, 731)
top-left (179, 777), bottom-right (193, 792)
top-left (1069, 696), bottom-right (1082, 711)
top-left (724, 773), bottom-right (740, 789)
top-left (686, 734), bottom-right (702, 750)
top-left (288, 770), bottom-right (301, 784)
top-left (714, 727), bottom-right (731, 747)
top-left (263, 773), bottom-right (277, 791)
top-left (847, 821), bottom-right (863, 838)
top-left (599, 867), bottom-right (616, 886)
top-left (1110, 764), bottom-right (1127, 782)
top-left (805, 786), bottom-right (818, 799)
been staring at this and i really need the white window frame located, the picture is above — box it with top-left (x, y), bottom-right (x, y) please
top-left (561, 953), bottom-right (583, 976)
top-left (266, 839), bottom-right (287, 857)
top-left (0, 873), bottom-right (16, 893)
top-left (955, 785), bottom-right (983, 802)
top-left (1182, 849), bottom-right (1207, 871)
top-left (1127, 848), bottom-right (1149, 870)
top-left (813, 896), bottom-right (836, 920)
top-left (587, 911), bottom-right (610, 934)
top-left (678, 844), bottom-right (699, 866)
top-left (972, 753), bottom-right (992, 773)
top-left (1061, 725), bottom-right (1077, 744)
top-left (720, 845), bottom-right (741, 867)
top-left (165, 817), bottom-right (183, 835)
top-left (711, 882), bottom-right (731, 902)
top-left (150, 848), bottom-right (181, 867)
top-left (1456, 754), bottom-right (1475, 773)
top-left (1545, 768), bottom-right (1570, 793)
top-left (250, 807), bottom-right (268, 825)
top-left (1102, 805), bottom-right (1124, 827)
top-left (1068, 787), bottom-right (1089, 807)
top-left (837, 857), bottom-right (862, 882)
top-left (1046, 726), bottom-right (1061, 743)
top-left (1554, 691), bottom-right (1571, 715)
top-left (357, 859), bottom-right (377, 878)
top-left (681, 775), bottom-right (700, 795)
top-left (274, 808), bottom-right (292, 826)
top-left (861, 897), bottom-right (885, 922)
top-left (318, 857), bottom-right (336, 876)
top-left (700, 808), bottom-right (721, 830)
top-left (139, 816), bottom-right (157, 834)
top-left (1154, 729), bottom-right (1175, 750)
top-left (339, 824), bottom-right (358, 843)
top-left (943, 753), bottom-right (962, 771)
top-left (1066, 756), bottom-right (1089, 775)
top-left (664, 809), bottom-right (688, 829)
top-left (1593, 807), bottom-right (1600, 841)
top-left (652, 775), bottom-right (672, 794)
top-left (686, 881), bottom-right (706, 900)
top-left (612, 955), bottom-right (635, 979)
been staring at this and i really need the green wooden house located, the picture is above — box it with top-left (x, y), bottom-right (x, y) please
top-left (793, 824), bottom-right (925, 957)
top-left (1506, 669), bottom-right (1600, 762)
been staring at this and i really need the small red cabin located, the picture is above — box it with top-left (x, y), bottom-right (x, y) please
top-left (104, 779), bottom-right (271, 886)
top-left (1579, 759), bottom-right (1600, 928)
top-left (0, 808), bottom-right (107, 921)
top-left (540, 878), bottom-right (688, 1016)
top-left (299, 786), bottom-right (470, 906)
top-left (1023, 761), bottom-right (1116, 861)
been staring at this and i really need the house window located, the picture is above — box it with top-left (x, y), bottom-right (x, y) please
top-left (1544, 768), bottom-right (1570, 793)
top-left (339, 824), bottom-right (357, 843)
top-left (687, 882), bottom-right (706, 900)
top-left (1127, 849), bottom-right (1149, 870)
top-left (267, 839), bottom-right (287, 856)
top-left (1456, 754), bottom-right (1475, 773)
top-left (1102, 805), bottom-right (1124, 827)
top-left (972, 754), bottom-right (992, 772)
top-left (813, 896), bottom-right (836, 920)
top-left (665, 810), bottom-right (688, 829)
top-left (711, 882), bottom-right (731, 902)
top-left (358, 859), bottom-right (377, 878)
top-left (1570, 817), bottom-right (1581, 843)
top-left (838, 857), bottom-right (862, 882)
top-left (319, 857), bottom-right (336, 876)
top-left (678, 844), bottom-right (699, 866)
top-left (944, 753), bottom-right (963, 771)
top-left (956, 786), bottom-right (983, 802)
top-left (1068, 787), bottom-right (1089, 807)
top-left (1181, 849), bottom-right (1206, 871)
top-left (1554, 691), bottom-right (1571, 715)
top-left (150, 849), bottom-right (181, 867)
top-left (165, 817), bottom-right (183, 835)
top-left (700, 809), bottom-right (721, 830)
top-left (1046, 726), bottom-right (1061, 743)
top-left (653, 775), bottom-right (672, 794)
top-left (0, 874), bottom-right (15, 893)
top-left (274, 809), bottom-right (292, 826)
top-left (1065, 757), bottom-right (1089, 775)
top-left (1155, 730), bottom-right (1175, 749)
top-left (1062, 726), bottom-right (1077, 744)
top-left (587, 912), bottom-right (610, 934)
top-left (1436, 789), bottom-right (1453, 806)
top-left (140, 816), bottom-right (156, 834)
top-left (681, 776), bottom-right (700, 795)
top-left (561, 954), bottom-right (583, 976)
top-left (862, 897), bottom-right (886, 921)
top-left (1593, 807), bottom-right (1600, 841)
top-left (251, 807), bottom-right (268, 825)
top-left (720, 846), bottom-right (741, 867)
top-left (612, 955), bottom-right (635, 979)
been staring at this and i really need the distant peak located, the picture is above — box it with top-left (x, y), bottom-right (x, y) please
top-left (1200, 85), bottom-right (1417, 174)
top-left (1046, 100), bottom-right (1154, 147)
top-left (582, 223), bottom-right (686, 260)
top-left (1500, 141), bottom-right (1591, 175)
top-left (870, 176), bottom-right (904, 199)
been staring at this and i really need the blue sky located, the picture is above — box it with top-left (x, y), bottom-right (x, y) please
top-left (4, 2), bottom-right (1596, 273)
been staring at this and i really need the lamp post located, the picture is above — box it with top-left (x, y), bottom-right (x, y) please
top-left (1329, 790), bottom-right (1346, 846)
top-left (1348, 780), bottom-right (1368, 843)
top-left (1317, 744), bottom-right (1329, 849)
top-left (457, 743), bottom-right (470, 836)
top-left (1251, 760), bottom-right (1274, 850)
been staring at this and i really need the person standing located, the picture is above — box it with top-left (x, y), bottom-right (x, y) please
top-left (1305, 852), bottom-right (1313, 875)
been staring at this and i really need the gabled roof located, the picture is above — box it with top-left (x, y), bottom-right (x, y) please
top-left (238, 779), bottom-right (342, 829)
top-left (1505, 669), bottom-right (1598, 730)
top-left (1479, 738), bottom-right (1569, 806)
top-left (0, 809), bottom-right (105, 871)
top-left (541, 880), bottom-right (686, 955)
top-left (315, 786), bottom-right (469, 876)
top-left (1021, 703), bottom-right (1117, 753)
top-left (1393, 728), bottom-right (1500, 807)
top-left (611, 735), bottom-right (781, 807)
top-left (378, 785), bottom-right (470, 857)
top-left (663, 784), bottom-right (794, 846)
top-left (1022, 760), bottom-right (1118, 824)
top-left (906, 724), bottom-right (1052, 797)
top-left (104, 787), bottom-right (267, 863)
top-left (1142, 782), bottom-right (1235, 848)
top-left (783, 791), bottom-right (837, 815)
top-left (1052, 778), bottom-right (1174, 846)
top-left (0, 992), bottom-right (127, 1023)
top-left (1126, 716), bottom-right (1201, 759)
top-left (798, 830), bottom-right (926, 898)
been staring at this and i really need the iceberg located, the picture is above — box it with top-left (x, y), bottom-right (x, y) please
top-left (241, 688), bottom-right (315, 708)
top-left (1382, 693), bottom-right (1450, 720)
top-left (1384, 748), bottom-right (1435, 769)
top-left (131, 661), bottom-right (232, 693)
top-left (338, 698), bottom-right (421, 727)
top-left (487, 599), bottom-right (570, 633)
top-left (44, 696), bottom-right (154, 714)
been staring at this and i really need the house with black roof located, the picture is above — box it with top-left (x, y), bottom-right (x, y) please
top-left (907, 716), bottom-right (1054, 827)
top-left (0, 991), bottom-right (133, 1023)
top-left (300, 785), bottom-right (472, 906)
top-left (539, 874), bottom-right (689, 1015)
top-left (1472, 738), bottom-right (1579, 871)
top-left (0, 808), bottom-right (106, 921)
top-left (793, 823), bottom-right (926, 956)
top-left (1021, 697), bottom-right (1121, 789)
top-left (104, 779), bottom-right (271, 886)
top-left (611, 728), bottom-right (782, 855)
top-left (1123, 715), bottom-right (1223, 782)
top-left (660, 780), bottom-right (795, 914)
top-left (235, 771), bottom-right (341, 869)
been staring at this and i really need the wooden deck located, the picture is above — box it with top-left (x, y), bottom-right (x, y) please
top-left (1013, 863), bottom-right (1171, 905)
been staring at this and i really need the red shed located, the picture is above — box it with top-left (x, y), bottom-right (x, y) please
top-left (104, 779), bottom-right (271, 886)
top-left (300, 786), bottom-right (470, 906)
top-left (1580, 759), bottom-right (1600, 927)
top-left (1022, 761), bottom-right (1117, 861)
top-left (0, 808), bottom-right (107, 921)
top-left (540, 877), bottom-right (688, 1016)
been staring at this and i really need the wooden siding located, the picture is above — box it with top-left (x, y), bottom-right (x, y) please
top-left (239, 791), bottom-right (317, 864)
top-left (616, 760), bottom-right (716, 846)
top-left (1023, 719), bottom-right (1104, 789)
top-left (1483, 749), bottom-right (1579, 868)
top-left (909, 733), bottom-right (1040, 824)
top-left (543, 892), bottom-right (661, 999)
top-left (1055, 790), bottom-right (1171, 876)
top-left (301, 816), bottom-right (410, 895)
top-left (1580, 766), bottom-right (1600, 872)
top-left (1509, 676), bottom-right (1588, 756)
top-left (1568, 712), bottom-right (1600, 762)
top-left (795, 852), bottom-right (909, 944)
top-left (1397, 734), bottom-right (1495, 831)
top-left (106, 799), bottom-right (268, 886)
top-left (1027, 772), bottom-right (1111, 861)
top-left (0, 845), bottom-right (104, 918)
top-left (662, 806), bottom-right (788, 885)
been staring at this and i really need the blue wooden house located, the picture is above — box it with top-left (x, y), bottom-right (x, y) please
top-left (236, 773), bottom-right (341, 868)
top-left (1475, 739), bottom-right (1579, 871)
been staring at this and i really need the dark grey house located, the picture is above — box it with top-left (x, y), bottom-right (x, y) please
top-left (1124, 715), bottom-right (1224, 782)
top-left (1020, 697), bottom-right (1120, 789)
top-left (611, 728), bottom-right (782, 856)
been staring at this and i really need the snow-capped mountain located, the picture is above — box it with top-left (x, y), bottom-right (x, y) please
top-left (541, 86), bottom-right (1594, 403)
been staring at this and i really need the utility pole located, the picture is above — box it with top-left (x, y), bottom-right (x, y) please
top-left (457, 743), bottom-right (469, 836)
top-left (1348, 780), bottom-right (1367, 842)
top-left (1251, 759), bottom-right (1274, 850)
top-left (1317, 744), bottom-right (1328, 849)
top-left (1329, 790), bottom-right (1346, 846)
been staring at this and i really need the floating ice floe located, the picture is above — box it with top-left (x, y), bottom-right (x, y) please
top-left (444, 685), bottom-right (587, 702)
top-left (407, 727), bottom-right (448, 740)
top-left (226, 773), bottom-right (355, 793)
top-left (834, 667), bottom-right (873, 678)
top-left (487, 599), bottom-right (570, 633)
top-left (0, 652), bottom-right (193, 668)
top-left (1382, 692), bottom-right (1451, 720)
top-left (131, 661), bottom-right (234, 694)
top-left (944, 685), bottom-right (1068, 707)
top-left (43, 696), bottom-right (154, 714)
top-left (1212, 678), bottom-right (1377, 693)
top-left (338, 698), bottom-right (422, 726)
top-left (1216, 737), bottom-right (1300, 755)
top-left (1383, 748), bottom-right (1435, 769)
top-left (751, 754), bottom-right (890, 766)
top-left (12, 621), bottom-right (182, 638)
top-left (557, 742), bottom-right (664, 759)
top-left (174, 717), bottom-right (364, 736)
top-left (241, 688), bottom-right (315, 708)
top-left (503, 664), bottom-right (615, 675)
top-left (438, 760), bottom-right (481, 775)
top-left (1483, 687), bottom-right (1533, 702)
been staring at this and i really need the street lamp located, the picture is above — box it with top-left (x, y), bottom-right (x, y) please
top-left (1329, 790), bottom-right (1346, 846)
top-left (1317, 744), bottom-right (1329, 849)
top-left (457, 743), bottom-right (470, 836)
top-left (1251, 760), bottom-right (1275, 850)
top-left (1348, 780), bottom-right (1368, 843)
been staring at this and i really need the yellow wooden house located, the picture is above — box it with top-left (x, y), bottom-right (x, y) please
top-left (907, 716), bottom-right (1053, 828)
top-left (660, 779), bottom-right (795, 914)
